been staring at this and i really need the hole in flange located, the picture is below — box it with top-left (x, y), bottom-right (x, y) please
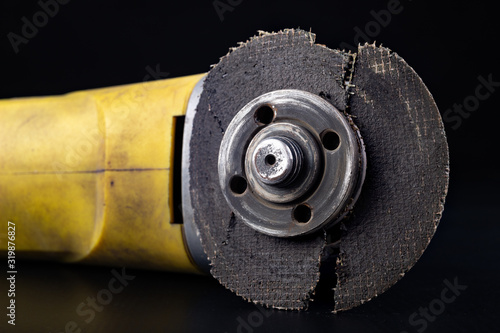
top-left (321, 130), bottom-right (340, 151)
top-left (254, 105), bottom-right (275, 125)
top-left (293, 204), bottom-right (312, 223)
top-left (229, 175), bottom-right (247, 195)
top-left (265, 154), bottom-right (276, 166)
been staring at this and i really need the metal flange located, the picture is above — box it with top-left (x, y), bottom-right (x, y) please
top-left (218, 89), bottom-right (366, 237)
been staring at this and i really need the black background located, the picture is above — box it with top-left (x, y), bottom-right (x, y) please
top-left (0, 0), bottom-right (499, 332)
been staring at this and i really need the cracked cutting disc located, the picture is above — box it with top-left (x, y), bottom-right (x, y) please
top-left (186, 29), bottom-right (448, 311)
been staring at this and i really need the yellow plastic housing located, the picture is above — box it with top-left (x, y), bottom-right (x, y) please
top-left (0, 73), bottom-right (205, 274)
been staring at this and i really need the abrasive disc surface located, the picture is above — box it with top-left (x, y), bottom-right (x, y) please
top-left (189, 29), bottom-right (349, 309)
top-left (188, 29), bottom-right (449, 311)
top-left (334, 44), bottom-right (449, 311)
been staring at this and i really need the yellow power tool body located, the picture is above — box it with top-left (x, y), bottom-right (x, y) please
top-left (0, 73), bottom-right (206, 274)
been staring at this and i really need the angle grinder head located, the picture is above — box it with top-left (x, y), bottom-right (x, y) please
top-left (183, 29), bottom-right (449, 311)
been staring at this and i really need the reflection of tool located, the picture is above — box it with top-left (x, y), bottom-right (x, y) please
top-left (0, 29), bottom-right (449, 312)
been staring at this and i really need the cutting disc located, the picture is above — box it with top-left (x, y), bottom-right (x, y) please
top-left (186, 29), bottom-right (449, 311)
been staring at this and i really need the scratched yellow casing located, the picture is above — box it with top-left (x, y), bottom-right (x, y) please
top-left (0, 73), bottom-right (205, 274)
